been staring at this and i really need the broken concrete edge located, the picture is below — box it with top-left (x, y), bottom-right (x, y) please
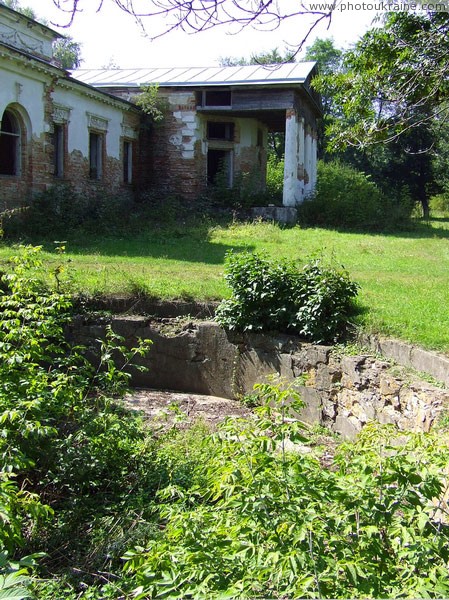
top-left (67, 317), bottom-right (449, 439)
top-left (69, 310), bottom-right (449, 387)
top-left (359, 333), bottom-right (449, 387)
top-left (70, 310), bottom-right (449, 389)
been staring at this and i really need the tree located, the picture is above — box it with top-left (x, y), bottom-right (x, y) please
top-left (313, 13), bottom-right (448, 217)
top-left (220, 47), bottom-right (294, 68)
top-left (53, 36), bottom-right (82, 69)
top-left (1, 0), bottom-right (83, 69)
top-left (303, 37), bottom-right (344, 159)
top-left (304, 38), bottom-right (343, 114)
top-left (317, 12), bottom-right (449, 149)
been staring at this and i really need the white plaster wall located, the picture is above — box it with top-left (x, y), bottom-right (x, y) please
top-left (0, 62), bottom-right (47, 137)
top-left (236, 117), bottom-right (260, 151)
top-left (52, 88), bottom-right (126, 159)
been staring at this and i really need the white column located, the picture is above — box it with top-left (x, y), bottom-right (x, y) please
top-left (283, 109), bottom-right (305, 206)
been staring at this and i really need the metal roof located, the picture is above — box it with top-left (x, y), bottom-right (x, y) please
top-left (72, 62), bottom-right (316, 88)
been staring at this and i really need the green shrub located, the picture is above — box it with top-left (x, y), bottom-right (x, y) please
top-left (0, 246), bottom-right (159, 594)
top-left (298, 160), bottom-right (413, 231)
top-left (215, 251), bottom-right (359, 343)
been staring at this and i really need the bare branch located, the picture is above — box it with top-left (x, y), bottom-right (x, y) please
top-left (51, 0), bottom-right (333, 49)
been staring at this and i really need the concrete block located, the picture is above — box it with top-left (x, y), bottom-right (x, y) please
top-left (410, 347), bottom-right (449, 386)
top-left (251, 206), bottom-right (297, 225)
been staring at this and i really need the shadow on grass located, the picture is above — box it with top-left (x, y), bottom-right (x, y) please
top-left (42, 223), bottom-right (255, 266)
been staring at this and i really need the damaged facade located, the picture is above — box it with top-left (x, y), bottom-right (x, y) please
top-left (0, 5), bottom-right (140, 207)
top-left (0, 4), bottom-right (321, 208)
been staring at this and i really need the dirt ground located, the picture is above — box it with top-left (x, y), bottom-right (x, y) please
top-left (123, 388), bottom-right (252, 429)
top-left (122, 388), bottom-right (338, 467)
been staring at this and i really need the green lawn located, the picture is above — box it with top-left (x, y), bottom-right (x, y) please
top-left (1, 216), bottom-right (448, 354)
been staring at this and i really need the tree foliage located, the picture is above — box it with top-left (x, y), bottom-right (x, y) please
top-left (219, 47), bottom-right (295, 67)
top-left (1, 0), bottom-right (35, 18)
top-left (317, 12), bottom-right (449, 149)
top-left (135, 84), bottom-right (167, 123)
top-left (311, 23), bottom-right (443, 215)
top-left (53, 36), bottom-right (82, 69)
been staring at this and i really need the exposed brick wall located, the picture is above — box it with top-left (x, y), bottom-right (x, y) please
top-left (144, 91), bottom-right (205, 199)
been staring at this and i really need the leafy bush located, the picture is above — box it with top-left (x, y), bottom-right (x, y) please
top-left (0, 246), bottom-right (158, 595)
top-left (215, 251), bottom-right (359, 343)
top-left (123, 384), bottom-right (449, 599)
top-left (298, 160), bottom-right (413, 231)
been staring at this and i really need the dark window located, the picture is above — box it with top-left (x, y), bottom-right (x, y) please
top-left (207, 149), bottom-right (233, 187)
top-left (204, 90), bottom-right (231, 107)
top-left (89, 132), bottom-right (103, 180)
top-left (123, 140), bottom-right (132, 184)
top-left (207, 121), bottom-right (234, 141)
top-left (0, 110), bottom-right (20, 176)
top-left (53, 124), bottom-right (64, 178)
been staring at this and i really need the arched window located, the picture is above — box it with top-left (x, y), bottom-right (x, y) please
top-left (0, 109), bottom-right (20, 176)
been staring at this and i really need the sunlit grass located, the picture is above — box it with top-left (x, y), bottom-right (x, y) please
top-left (1, 216), bottom-right (448, 353)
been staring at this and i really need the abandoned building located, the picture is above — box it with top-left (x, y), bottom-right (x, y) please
top-left (0, 4), bottom-right (321, 208)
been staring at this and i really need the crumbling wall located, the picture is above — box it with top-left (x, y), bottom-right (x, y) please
top-left (67, 316), bottom-right (449, 439)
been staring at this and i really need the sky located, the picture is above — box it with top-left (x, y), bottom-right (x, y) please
top-left (25, 0), bottom-right (380, 69)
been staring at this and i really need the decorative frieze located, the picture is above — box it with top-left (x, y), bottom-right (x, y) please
top-left (87, 112), bottom-right (109, 132)
top-left (53, 104), bottom-right (71, 123)
top-left (121, 124), bottom-right (138, 140)
top-left (0, 23), bottom-right (48, 58)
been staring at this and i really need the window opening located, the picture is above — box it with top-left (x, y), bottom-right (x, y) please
top-left (204, 90), bottom-right (232, 107)
top-left (123, 140), bottom-right (132, 184)
top-left (0, 109), bottom-right (20, 176)
top-left (89, 132), bottom-right (103, 180)
top-left (207, 121), bottom-right (234, 141)
top-left (53, 124), bottom-right (64, 178)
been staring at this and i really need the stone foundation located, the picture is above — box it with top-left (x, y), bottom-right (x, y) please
top-left (67, 316), bottom-right (449, 439)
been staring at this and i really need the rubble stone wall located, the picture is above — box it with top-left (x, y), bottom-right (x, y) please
top-left (67, 316), bottom-right (449, 439)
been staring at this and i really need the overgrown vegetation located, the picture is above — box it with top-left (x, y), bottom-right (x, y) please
top-left (4, 184), bottom-right (137, 239)
top-left (215, 251), bottom-right (359, 343)
top-left (298, 161), bottom-right (413, 231)
top-left (0, 246), bottom-right (156, 598)
top-left (1, 246), bottom-right (449, 599)
top-left (124, 386), bottom-right (449, 599)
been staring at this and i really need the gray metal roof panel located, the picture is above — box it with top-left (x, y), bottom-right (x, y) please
top-left (72, 62), bottom-right (316, 88)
